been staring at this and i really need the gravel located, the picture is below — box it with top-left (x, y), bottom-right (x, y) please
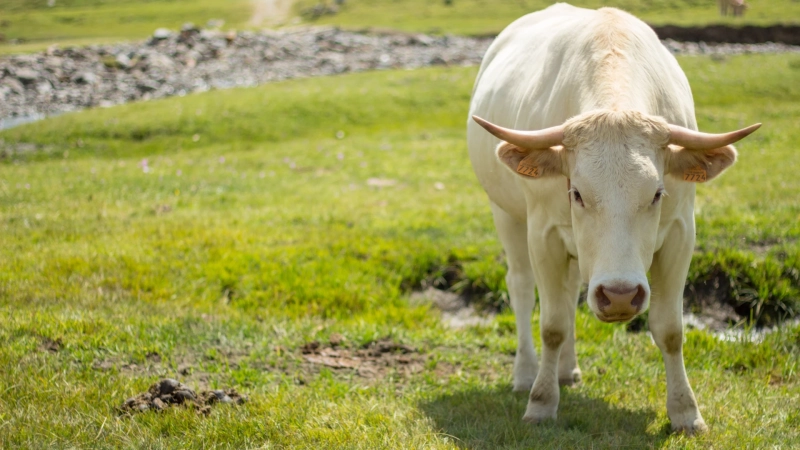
top-left (1, 25), bottom-right (798, 129)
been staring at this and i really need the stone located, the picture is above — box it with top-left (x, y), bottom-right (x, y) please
top-left (36, 81), bottom-right (53, 94)
top-left (181, 23), bottom-right (198, 32)
top-left (2, 77), bottom-right (25, 94)
top-left (153, 28), bottom-right (172, 40)
top-left (136, 80), bottom-right (160, 93)
top-left (115, 54), bottom-right (132, 69)
top-left (15, 68), bottom-right (39, 84)
top-left (44, 57), bottom-right (63, 68)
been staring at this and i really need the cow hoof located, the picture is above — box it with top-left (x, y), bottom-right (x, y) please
top-left (522, 407), bottom-right (557, 424)
top-left (558, 368), bottom-right (582, 386)
top-left (671, 418), bottom-right (708, 435)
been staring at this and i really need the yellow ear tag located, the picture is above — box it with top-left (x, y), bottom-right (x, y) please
top-left (683, 166), bottom-right (707, 182)
top-left (516, 156), bottom-right (540, 178)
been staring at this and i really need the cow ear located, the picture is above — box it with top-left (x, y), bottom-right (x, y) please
top-left (666, 144), bottom-right (737, 183)
top-left (496, 141), bottom-right (566, 179)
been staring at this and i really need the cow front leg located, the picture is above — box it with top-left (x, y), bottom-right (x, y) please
top-left (490, 203), bottom-right (538, 392)
top-left (523, 232), bottom-right (573, 423)
top-left (558, 258), bottom-right (582, 386)
top-left (649, 225), bottom-right (707, 434)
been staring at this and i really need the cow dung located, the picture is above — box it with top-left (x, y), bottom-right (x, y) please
top-left (119, 378), bottom-right (246, 416)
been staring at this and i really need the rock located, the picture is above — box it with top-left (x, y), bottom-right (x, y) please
top-left (115, 54), bottom-right (132, 69)
top-left (72, 72), bottom-right (97, 85)
top-left (1, 77), bottom-right (25, 94)
top-left (153, 28), bottom-right (172, 40)
top-left (44, 57), bottom-right (63, 68)
top-left (412, 34), bottom-right (435, 46)
top-left (15, 68), bottom-right (38, 84)
top-left (181, 23), bottom-right (198, 33)
top-left (36, 81), bottom-right (52, 94)
top-left (147, 53), bottom-right (174, 70)
top-left (136, 80), bottom-right (160, 93)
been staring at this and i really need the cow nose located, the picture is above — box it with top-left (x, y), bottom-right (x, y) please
top-left (595, 284), bottom-right (646, 321)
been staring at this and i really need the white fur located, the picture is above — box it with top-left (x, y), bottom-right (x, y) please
top-left (467, 4), bottom-right (711, 433)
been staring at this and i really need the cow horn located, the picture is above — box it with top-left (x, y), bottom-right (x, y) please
top-left (668, 123), bottom-right (761, 151)
top-left (472, 115), bottom-right (563, 149)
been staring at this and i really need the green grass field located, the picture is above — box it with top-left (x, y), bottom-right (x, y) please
top-left (3, 0), bottom-right (800, 55)
top-left (296, 0), bottom-right (800, 35)
top-left (1, 51), bottom-right (799, 447)
top-left (0, 0), bottom-right (252, 54)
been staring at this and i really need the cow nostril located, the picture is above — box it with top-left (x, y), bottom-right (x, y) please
top-left (631, 285), bottom-right (646, 308)
top-left (594, 285), bottom-right (611, 309)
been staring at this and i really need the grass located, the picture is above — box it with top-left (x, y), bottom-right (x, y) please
top-left (295, 0), bottom-right (800, 35)
top-left (1, 53), bottom-right (799, 447)
top-left (0, 0), bottom-right (252, 55)
top-left (4, 0), bottom-right (800, 55)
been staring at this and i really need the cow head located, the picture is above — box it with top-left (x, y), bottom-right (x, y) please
top-left (473, 110), bottom-right (760, 322)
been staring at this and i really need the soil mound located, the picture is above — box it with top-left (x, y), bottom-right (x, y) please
top-left (652, 24), bottom-right (800, 45)
top-left (300, 336), bottom-right (425, 378)
top-left (119, 378), bottom-right (247, 416)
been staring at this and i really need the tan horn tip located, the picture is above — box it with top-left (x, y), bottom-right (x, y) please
top-left (472, 115), bottom-right (490, 128)
top-left (735, 123), bottom-right (762, 140)
top-left (745, 123), bottom-right (762, 133)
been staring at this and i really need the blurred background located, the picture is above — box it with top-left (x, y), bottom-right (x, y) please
top-left (1, 0), bottom-right (799, 54)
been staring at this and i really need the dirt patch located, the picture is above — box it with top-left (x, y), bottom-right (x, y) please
top-left (651, 24), bottom-right (800, 45)
top-left (682, 263), bottom-right (799, 328)
top-left (410, 287), bottom-right (495, 328)
top-left (119, 378), bottom-right (246, 416)
top-left (683, 268), bottom-right (744, 330)
top-left (300, 337), bottom-right (435, 379)
top-left (37, 336), bottom-right (63, 353)
top-left (405, 257), bottom-right (504, 328)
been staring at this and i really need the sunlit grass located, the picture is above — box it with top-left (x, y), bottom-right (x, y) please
top-left (1, 55), bottom-right (799, 447)
top-left (294, 0), bottom-right (800, 36)
top-left (0, 0), bottom-right (251, 55)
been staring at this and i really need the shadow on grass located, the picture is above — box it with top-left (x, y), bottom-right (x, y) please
top-left (419, 384), bottom-right (668, 449)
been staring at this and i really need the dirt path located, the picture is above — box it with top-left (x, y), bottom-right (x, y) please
top-left (250, 0), bottom-right (293, 27)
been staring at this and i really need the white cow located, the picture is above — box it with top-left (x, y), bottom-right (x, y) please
top-left (467, 3), bottom-right (759, 433)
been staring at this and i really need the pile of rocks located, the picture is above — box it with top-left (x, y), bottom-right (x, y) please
top-left (1, 25), bottom-right (798, 127)
top-left (661, 39), bottom-right (800, 56)
top-left (0, 25), bottom-right (492, 126)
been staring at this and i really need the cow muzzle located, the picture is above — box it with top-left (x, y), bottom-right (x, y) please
top-left (591, 282), bottom-right (648, 323)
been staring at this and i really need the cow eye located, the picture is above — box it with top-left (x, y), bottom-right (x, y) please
top-left (572, 189), bottom-right (584, 207)
top-left (652, 189), bottom-right (665, 204)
